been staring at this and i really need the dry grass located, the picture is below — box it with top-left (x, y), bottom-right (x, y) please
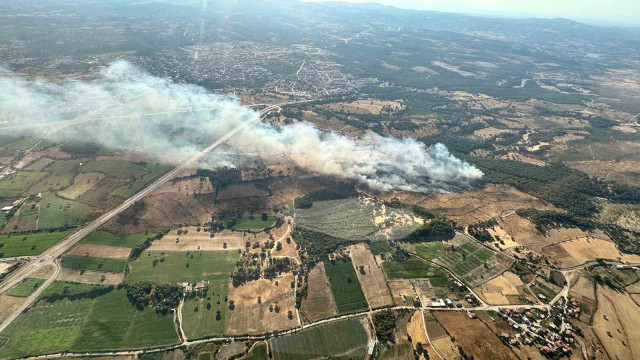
top-left (0, 295), bottom-right (25, 324)
top-left (570, 276), bottom-right (596, 301)
top-left (324, 99), bottom-right (404, 115)
top-left (57, 267), bottom-right (124, 285)
top-left (498, 152), bottom-right (546, 166)
top-left (474, 271), bottom-right (525, 305)
top-left (347, 244), bottom-right (393, 309)
top-left (593, 286), bottom-right (640, 360)
top-left (433, 311), bottom-right (516, 360)
top-left (388, 279), bottom-right (417, 305)
top-left (405, 311), bottom-right (429, 360)
top-left (566, 160), bottom-right (640, 187)
top-left (67, 244), bottom-right (131, 259)
top-left (149, 228), bottom-right (245, 252)
top-left (546, 238), bottom-right (640, 268)
top-left (382, 185), bottom-right (556, 227)
top-left (225, 274), bottom-right (298, 335)
top-left (151, 176), bottom-right (214, 196)
top-left (30, 264), bottom-right (55, 280)
top-left (300, 262), bottom-right (338, 322)
top-left (431, 337), bottom-right (461, 360)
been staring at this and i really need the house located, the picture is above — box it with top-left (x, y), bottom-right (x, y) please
top-left (1, 206), bottom-right (13, 212)
top-left (466, 311), bottom-right (477, 319)
top-left (431, 299), bottom-right (446, 308)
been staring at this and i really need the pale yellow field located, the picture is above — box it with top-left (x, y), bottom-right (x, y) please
top-left (226, 274), bottom-right (298, 335)
top-left (593, 286), bottom-right (640, 360)
top-left (474, 271), bottom-right (524, 305)
top-left (67, 243), bottom-right (131, 259)
top-left (57, 267), bottom-right (124, 285)
top-left (348, 243), bottom-right (393, 309)
top-left (570, 276), bottom-right (596, 301)
top-left (555, 238), bottom-right (640, 267)
top-left (149, 228), bottom-right (245, 252)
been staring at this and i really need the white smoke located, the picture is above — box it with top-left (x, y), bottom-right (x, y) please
top-left (0, 61), bottom-right (482, 193)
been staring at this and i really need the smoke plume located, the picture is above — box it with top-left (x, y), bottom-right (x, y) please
top-left (0, 61), bottom-right (482, 193)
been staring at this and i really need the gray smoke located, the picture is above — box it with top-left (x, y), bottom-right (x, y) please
top-left (0, 61), bottom-right (482, 192)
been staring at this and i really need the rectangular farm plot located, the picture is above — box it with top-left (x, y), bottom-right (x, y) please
top-left (82, 231), bottom-right (150, 248)
top-left (0, 171), bottom-right (46, 197)
top-left (348, 244), bottom-right (393, 309)
top-left (0, 230), bottom-right (71, 258)
top-left (225, 274), bottom-right (298, 335)
top-left (7, 278), bottom-right (45, 297)
top-left (58, 172), bottom-right (106, 199)
top-left (182, 278), bottom-right (230, 339)
top-left (80, 160), bottom-right (147, 179)
top-left (57, 267), bottom-right (124, 285)
top-left (126, 250), bottom-right (239, 283)
top-left (67, 243), bottom-right (131, 259)
top-left (149, 228), bottom-right (245, 252)
top-left (62, 255), bottom-right (127, 273)
top-left (269, 318), bottom-right (369, 360)
top-left (38, 192), bottom-right (94, 230)
top-left (300, 262), bottom-right (338, 322)
top-left (383, 258), bottom-right (449, 285)
top-left (231, 216), bottom-right (276, 230)
top-left (324, 258), bottom-right (369, 313)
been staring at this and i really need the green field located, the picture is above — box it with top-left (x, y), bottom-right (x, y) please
top-left (369, 240), bottom-right (393, 255)
top-left (8, 278), bottom-right (45, 297)
top-left (0, 289), bottom-right (179, 358)
top-left (382, 258), bottom-right (449, 286)
top-left (295, 198), bottom-right (377, 240)
top-left (181, 278), bottom-right (230, 339)
top-left (110, 163), bottom-right (171, 198)
top-left (38, 281), bottom-right (104, 298)
top-left (0, 212), bottom-right (9, 230)
top-left (0, 230), bottom-right (71, 258)
top-left (61, 255), bottom-right (127, 273)
top-left (81, 231), bottom-right (150, 248)
top-left (28, 159), bottom-right (86, 193)
top-left (231, 216), bottom-right (276, 230)
top-left (0, 171), bottom-right (47, 198)
top-left (38, 192), bottom-right (93, 230)
top-left (80, 160), bottom-right (146, 179)
top-left (0, 137), bottom-right (54, 152)
top-left (126, 250), bottom-right (239, 283)
top-left (241, 342), bottom-right (268, 360)
top-left (410, 242), bottom-right (443, 260)
top-left (269, 318), bottom-right (368, 360)
top-left (324, 259), bottom-right (368, 313)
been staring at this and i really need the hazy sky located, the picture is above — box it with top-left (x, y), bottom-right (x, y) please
top-left (301, 0), bottom-right (640, 26)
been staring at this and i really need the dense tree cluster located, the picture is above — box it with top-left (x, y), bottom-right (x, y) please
top-left (406, 219), bottom-right (455, 242)
top-left (294, 182), bottom-right (358, 208)
top-left (231, 266), bottom-right (261, 287)
top-left (373, 310), bottom-right (399, 344)
top-left (129, 232), bottom-right (164, 261)
top-left (291, 227), bottom-right (353, 261)
top-left (126, 281), bottom-right (182, 311)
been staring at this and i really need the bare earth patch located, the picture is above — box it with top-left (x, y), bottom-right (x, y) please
top-left (348, 243), bottom-right (393, 309)
top-left (226, 274), bottom-right (298, 335)
top-left (388, 279), bottom-right (417, 305)
top-left (384, 185), bottom-right (556, 227)
top-left (67, 243), bottom-right (131, 259)
top-left (57, 267), bottom-right (124, 285)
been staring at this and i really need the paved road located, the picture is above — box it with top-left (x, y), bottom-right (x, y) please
top-left (0, 103), bottom-right (291, 333)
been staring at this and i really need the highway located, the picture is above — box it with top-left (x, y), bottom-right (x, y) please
top-left (0, 102), bottom-right (287, 332)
